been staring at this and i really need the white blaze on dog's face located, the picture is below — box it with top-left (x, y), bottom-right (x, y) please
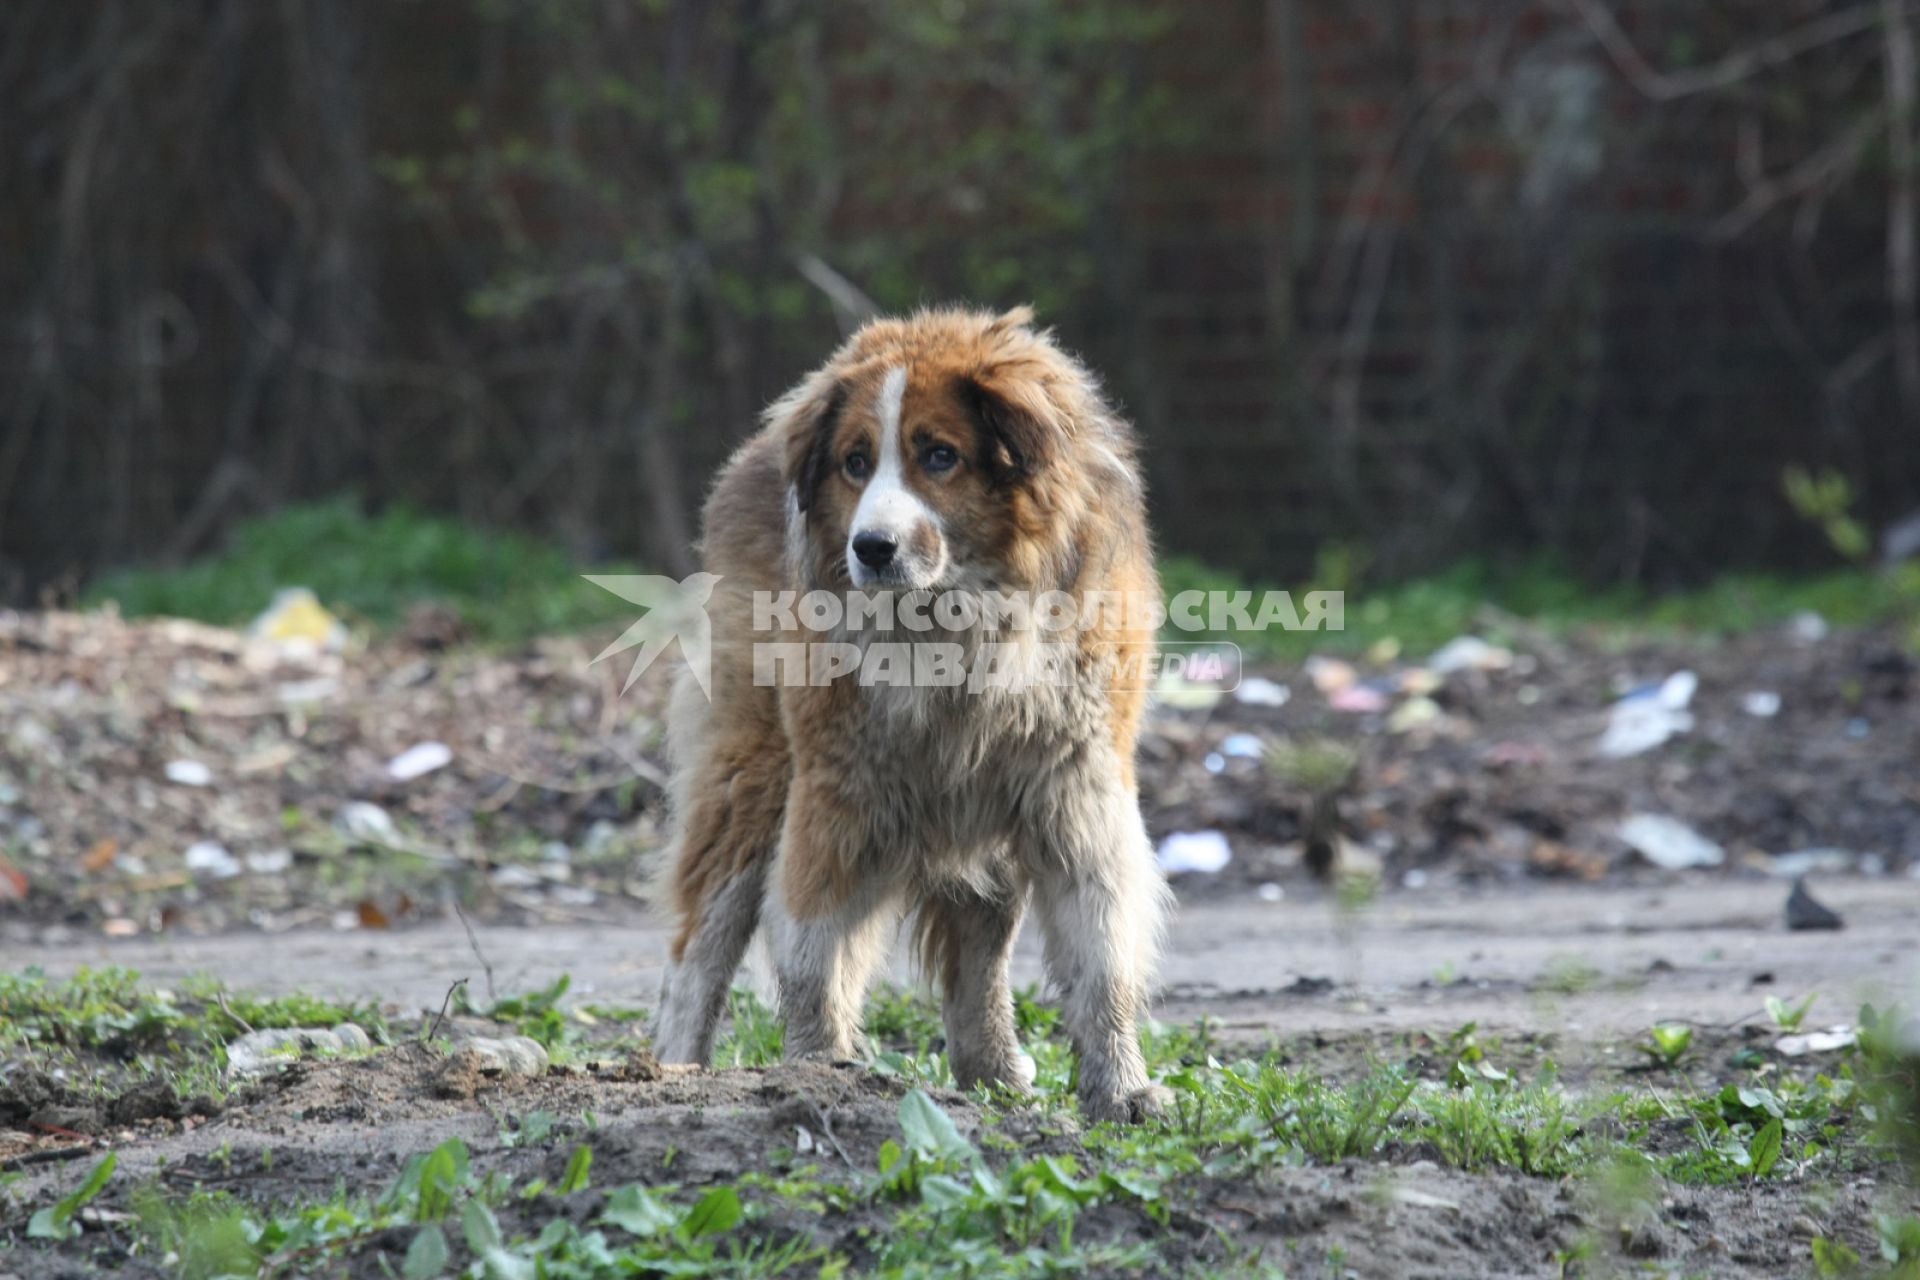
top-left (845, 367), bottom-right (945, 588)
top-left (778, 312), bottom-right (1076, 598)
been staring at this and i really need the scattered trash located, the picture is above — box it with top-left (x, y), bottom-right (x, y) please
top-left (1396, 667), bottom-right (1442, 696)
top-left (1741, 691), bottom-right (1782, 718)
top-left (1774, 1026), bottom-right (1857, 1057)
top-left (1256, 882), bottom-right (1284, 902)
top-left (1598, 671), bottom-right (1697, 757)
top-left (1305, 656), bottom-right (1357, 696)
top-left (227, 1024), bottom-right (374, 1077)
top-left (183, 840), bottom-right (242, 879)
top-left (1203, 752), bottom-right (1226, 774)
top-left (1152, 668), bottom-right (1224, 711)
top-left (244, 848), bottom-right (294, 875)
top-left (163, 760), bottom-right (213, 787)
top-left (336, 801), bottom-right (401, 848)
top-left (1768, 848), bottom-right (1856, 878)
top-left (1428, 636), bottom-right (1513, 675)
top-left (1844, 717), bottom-right (1871, 740)
top-left (1618, 813), bottom-right (1724, 869)
top-left (1785, 877), bottom-right (1844, 931)
top-left (491, 865), bottom-right (544, 889)
top-left (1220, 733), bottom-right (1265, 758)
top-left (1329, 683), bottom-right (1390, 714)
top-left (385, 741), bottom-right (453, 782)
top-left (1156, 830), bottom-right (1233, 875)
top-left (1402, 868), bottom-right (1429, 889)
top-left (1234, 677), bottom-right (1290, 708)
top-left (1387, 695), bottom-right (1443, 734)
top-left (1786, 610), bottom-right (1829, 645)
top-left (250, 587), bottom-right (347, 656)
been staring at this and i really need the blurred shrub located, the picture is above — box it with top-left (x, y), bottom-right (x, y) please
top-left (87, 498), bottom-right (635, 642)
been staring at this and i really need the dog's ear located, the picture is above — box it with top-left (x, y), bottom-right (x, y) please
top-left (956, 362), bottom-right (1071, 481)
top-left (770, 373), bottom-right (847, 516)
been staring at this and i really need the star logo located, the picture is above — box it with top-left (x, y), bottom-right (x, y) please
top-left (584, 572), bottom-right (722, 699)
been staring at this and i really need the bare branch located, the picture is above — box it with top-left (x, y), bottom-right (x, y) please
top-left (1560, 0), bottom-right (1911, 101)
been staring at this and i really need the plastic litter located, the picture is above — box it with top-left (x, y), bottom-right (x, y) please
top-left (184, 840), bottom-right (241, 879)
top-left (227, 1024), bottom-right (374, 1076)
top-left (1775, 1027), bottom-right (1857, 1057)
top-left (385, 741), bottom-right (453, 782)
top-left (1388, 696), bottom-right (1443, 734)
top-left (245, 848), bottom-right (294, 875)
top-left (1769, 848), bottom-right (1855, 878)
top-left (250, 587), bottom-right (346, 655)
top-left (1428, 636), bottom-right (1514, 675)
top-left (1741, 691), bottom-right (1782, 718)
top-left (1235, 677), bottom-right (1291, 708)
top-left (1329, 683), bottom-right (1390, 714)
top-left (1221, 733), bottom-right (1265, 758)
top-left (1786, 611), bottom-right (1829, 645)
top-left (1598, 671), bottom-right (1697, 757)
top-left (164, 760), bottom-right (213, 787)
top-left (1618, 813), bottom-right (1723, 869)
top-left (336, 801), bottom-right (401, 848)
top-left (1155, 830), bottom-right (1232, 875)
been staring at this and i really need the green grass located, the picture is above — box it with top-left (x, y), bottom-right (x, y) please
top-left (86, 497), bottom-right (639, 643)
top-left (82, 498), bottom-right (1915, 656)
top-left (1159, 553), bottom-right (1914, 662)
top-left (8, 972), bottom-right (1916, 1277)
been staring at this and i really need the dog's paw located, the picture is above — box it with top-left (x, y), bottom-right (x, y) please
top-left (953, 1050), bottom-right (1039, 1096)
top-left (1082, 1083), bottom-right (1173, 1125)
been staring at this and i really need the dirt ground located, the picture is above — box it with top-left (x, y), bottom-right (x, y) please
top-left (6, 878), bottom-right (1918, 1278)
top-left (3, 609), bottom-right (1919, 1276)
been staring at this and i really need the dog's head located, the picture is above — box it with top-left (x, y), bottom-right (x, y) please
top-left (770, 306), bottom-right (1133, 592)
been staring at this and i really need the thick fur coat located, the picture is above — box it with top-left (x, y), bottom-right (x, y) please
top-left (652, 306), bottom-right (1171, 1122)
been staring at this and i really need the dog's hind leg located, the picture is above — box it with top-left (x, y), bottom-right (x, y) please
top-left (652, 732), bottom-right (790, 1065)
top-left (916, 872), bottom-right (1033, 1093)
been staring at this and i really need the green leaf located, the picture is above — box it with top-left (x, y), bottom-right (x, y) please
top-left (1750, 1118), bottom-right (1784, 1179)
top-left (682, 1186), bottom-right (743, 1238)
top-left (1766, 994), bottom-right (1817, 1032)
top-left (482, 1247), bottom-right (536, 1280)
top-left (462, 1200), bottom-right (504, 1255)
top-left (602, 1184), bottom-right (677, 1237)
top-left (416, 1138), bottom-right (469, 1221)
top-left (559, 1144), bottom-right (593, 1194)
top-left (402, 1225), bottom-right (450, 1279)
top-left (1811, 1235), bottom-right (1860, 1276)
top-left (899, 1089), bottom-right (975, 1159)
top-left (27, 1152), bottom-right (116, 1241)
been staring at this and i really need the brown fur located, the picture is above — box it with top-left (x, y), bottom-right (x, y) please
top-left (651, 306), bottom-right (1171, 1122)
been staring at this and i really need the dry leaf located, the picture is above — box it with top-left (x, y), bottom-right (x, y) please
top-left (82, 838), bottom-right (119, 874)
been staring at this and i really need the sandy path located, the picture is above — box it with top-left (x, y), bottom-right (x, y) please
top-left (11, 877), bottom-right (1915, 1041)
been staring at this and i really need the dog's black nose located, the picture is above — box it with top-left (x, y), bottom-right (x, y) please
top-left (852, 531), bottom-right (897, 569)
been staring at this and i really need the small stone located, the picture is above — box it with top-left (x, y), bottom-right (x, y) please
top-left (1785, 878), bottom-right (1844, 931)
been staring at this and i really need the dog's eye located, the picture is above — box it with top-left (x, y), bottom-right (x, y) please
top-left (844, 452), bottom-right (871, 480)
top-left (923, 444), bottom-right (959, 473)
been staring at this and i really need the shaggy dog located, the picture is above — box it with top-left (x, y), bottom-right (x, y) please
top-left (652, 305), bottom-right (1171, 1123)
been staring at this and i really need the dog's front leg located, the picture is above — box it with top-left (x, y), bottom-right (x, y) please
top-left (766, 779), bottom-right (897, 1060)
top-left (1025, 782), bottom-right (1172, 1124)
top-left (919, 873), bottom-right (1034, 1093)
